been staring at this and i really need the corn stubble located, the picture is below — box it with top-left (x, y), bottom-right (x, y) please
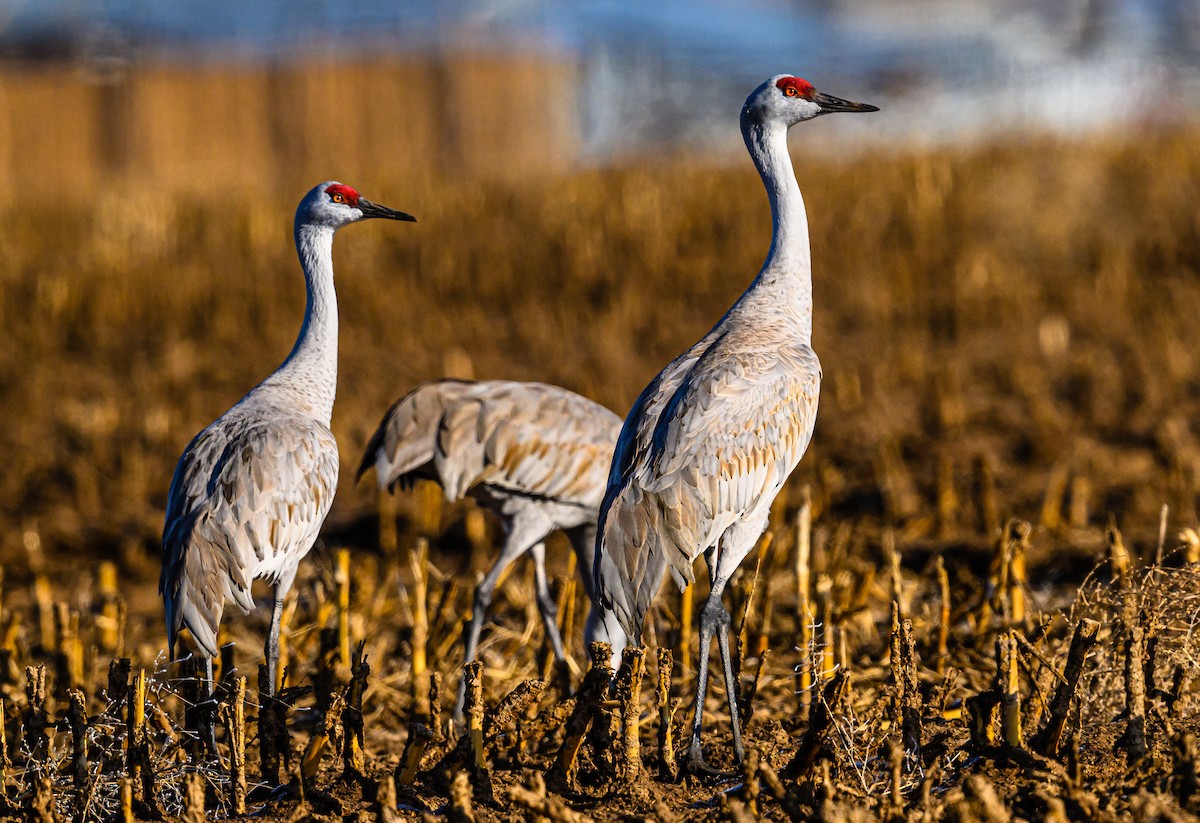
top-left (0, 126), bottom-right (1198, 818)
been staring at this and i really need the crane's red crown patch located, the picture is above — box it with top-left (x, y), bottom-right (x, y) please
top-left (324, 184), bottom-right (361, 206)
top-left (776, 76), bottom-right (816, 100)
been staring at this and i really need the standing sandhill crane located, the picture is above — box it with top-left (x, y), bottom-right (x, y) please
top-left (357, 379), bottom-right (628, 716)
top-left (594, 76), bottom-right (877, 773)
top-left (161, 182), bottom-right (416, 709)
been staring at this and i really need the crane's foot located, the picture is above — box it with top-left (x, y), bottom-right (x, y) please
top-left (684, 741), bottom-right (739, 781)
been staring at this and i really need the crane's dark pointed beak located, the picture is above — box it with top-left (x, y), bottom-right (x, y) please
top-left (813, 92), bottom-right (879, 114)
top-left (358, 198), bottom-right (417, 222)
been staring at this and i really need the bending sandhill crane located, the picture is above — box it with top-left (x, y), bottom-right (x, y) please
top-left (594, 75), bottom-right (877, 773)
top-left (161, 182), bottom-right (415, 706)
top-left (357, 379), bottom-right (627, 716)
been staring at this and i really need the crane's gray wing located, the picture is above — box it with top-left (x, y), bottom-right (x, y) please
top-left (435, 381), bottom-right (622, 508)
top-left (596, 342), bottom-right (820, 637)
top-left (161, 413), bottom-right (339, 657)
top-left (593, 346), bottom-right (706, 634)
top-left (356, 379), bottom-right (477, 489)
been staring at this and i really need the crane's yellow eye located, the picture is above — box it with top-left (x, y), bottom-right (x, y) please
top-left (783, 86), bottom-right (798, 98)
top-left (331, 193), bottom-right (345, 203)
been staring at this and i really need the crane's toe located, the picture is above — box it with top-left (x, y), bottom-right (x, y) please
top-left (684, 740), bottom-right (740, 781)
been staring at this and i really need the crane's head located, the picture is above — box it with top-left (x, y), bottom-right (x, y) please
top-left (296, 181), bottom-right (417, 230)
top-left (742, 74), bottom-right (878, 130)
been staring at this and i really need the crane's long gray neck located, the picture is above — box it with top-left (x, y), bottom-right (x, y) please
top-left (265, 222), bottom-right (338, 424)
top-left (742, 118), bottom-right (813, 341)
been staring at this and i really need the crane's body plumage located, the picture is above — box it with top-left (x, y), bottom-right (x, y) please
top-left (161, 398), bottom-right (338, 659)
top-left (160, 182), bottom-right (414, 718)
top-left (594, 74), bottom-right (875, 772)
top-left (360, 379), bottom-right (627, 717)
top-left (597, 303), bottom-right (821, 639)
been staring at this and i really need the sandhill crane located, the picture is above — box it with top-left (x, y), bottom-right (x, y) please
top-left (161, 182), bottom-right (416, 712)
top-left (357, 378), bottom-right (627, 717)
top-left (594, 75), bottom-right (877, 773)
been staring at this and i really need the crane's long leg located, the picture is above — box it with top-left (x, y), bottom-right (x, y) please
top-left (687, 528), bottom-right (756, 776)
top-left (454, 513), bottom-right (550, 722)
top-left (265, 589), bottom-right (285, 698)
top-left (265, 566), bottom-right (298, 699)
top-left (531, 542), bottom-right (567, 663)
top-left (200, 655), bottom-right (218, 755)
top-left (687, 575), bottom-right (736, 775)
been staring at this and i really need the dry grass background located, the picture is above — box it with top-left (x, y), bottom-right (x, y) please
top-left (2, 56), bottom-right (1200, 819)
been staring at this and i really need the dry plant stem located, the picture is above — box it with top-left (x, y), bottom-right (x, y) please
top-left (889, 737), bottom-right (903, 808)
top-left (937, 453), bottom-right (958, 537)
top-left (275, 600), bottom-right (295, 695)
top-left (889, 601), bottom-right (922, 754)
top-left (741, 748), bottom-right (761, 817)
top-left (302, 688), bottom-right (345, 781)
top-left (448, 770), bottom-right (476, 823)
top-left (759, 761), bottom-right (805, 820)
top-left (679, 584), bottom-right (693, 685)
top-left (510, 773), bottom-right (594, 823)
top-left (1036, 618), bottom-right (1099, 758)
top-left (551, 642), bottom-right (612, 789)
top-left (343, 644), bottom-right (371, 780)
top-left (1145, 634), bottom-right (1160, 699)
top-left (126, 668), bottom-right (159, 808)
top-left (1041, 464), bottom-right (1068, 531)
top-left (410, 537), bottom-right (430, 721)
top-left (1025, 655), bottom-right (1057, 733)
top-left (783, 669), bottom-right (849, 778)
top-left (1185, 528), bottom-right (1200, 565)
top-left (182, 771), bottom-right (205, 823)
top-left (33, 574), bottom-right (54, 652)
top-left (817, 575), bottom-right (835, 681)
top-left (1108, 518), bottom-right (1130, 580)
top-left (1008, 522), bottom-right (1030, 627)
top-left (616, 646), bottom-right (646, 779)
top-left (68, 688), bottom-right (88, 820)
top-left (397, 723), bottom-right (433, 786)
top-left (336, 547), bottom-right (352, 669)
top-left (795, 497), bottom-right (814, 721)
top-left (223, 676), bottom-right (247, 815)
top-left (430, 672), bottom-right (444, 741)
top-left (999, 632), bottom-right (1022, 748)
top-left (377, 773), bottom-right (401, 823)
top-left (1121, 624), bottom-right (1148, 761)
top-left (742, 649), bottom-right (771, 730)
top-left (884, 529), bottom-right (903, 610)
top-left (484, 679), bottom-right (546, 755)
top-left (974, 454), bottom-right (1000, 535)
top-left (0, 701), bottom-right (7, 803)
top-left (1156, 504), bottom-right (1169, 566)
top-left (98, 560), bottom-right (122, 654)
top-left (119, 779), bottom-right (133, 823)
top-left (656, 647), bottom-right (679, 781)
top-left (737, 533), bottom-right (773, 664)
top-left (1169, 666), bottom-right (1189, 717)
top-left (24, 665), bottom-right (47, 761)
top-left (463, 661), bottom-right (486, 771)
top-left (1171, 732), bottom-right (1198, 809)
top-left (30, 776), bottom-right (53, 823)
top-left (936, 556), bottom-right (951, 676)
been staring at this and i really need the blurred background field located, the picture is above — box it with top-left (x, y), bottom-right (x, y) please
top-left (0, 2), bottom-right (1199, 818)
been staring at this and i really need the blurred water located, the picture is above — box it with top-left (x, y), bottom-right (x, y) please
top-left (2, 0), bottom-right (1199, 156)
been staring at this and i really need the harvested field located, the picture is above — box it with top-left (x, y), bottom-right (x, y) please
top-left (1, 102), bottom-right (1200, 819)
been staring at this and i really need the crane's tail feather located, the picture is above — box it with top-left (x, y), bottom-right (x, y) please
top-left (357, 379), bottom-right (478, 487)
